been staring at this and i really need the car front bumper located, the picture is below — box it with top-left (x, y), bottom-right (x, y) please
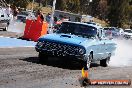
top-left (0, 20), bottom-right (9, 28)
top-left (124, 35), bottom-right (132, 39)
top-left (35, 46), bottom-right (87, 61)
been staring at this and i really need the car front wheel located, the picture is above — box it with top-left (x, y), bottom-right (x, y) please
top-left (82, 54), bottom-right (93, 70)
top-left (87, 54), bottom-right (92, 69)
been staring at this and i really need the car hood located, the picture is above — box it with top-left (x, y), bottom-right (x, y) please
top-left (124, 32), bottom-right (132, 36)
top-left (39, 33), bottom-right (92, 45)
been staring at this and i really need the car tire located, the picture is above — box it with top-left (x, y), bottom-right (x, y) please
top-left (87, 54), bottom-right (92, 69)
top-left (38, 52), bottom-right (48, 63)
top-left (3, 27), bottom-right (8, 31)
top-left (100, 57), bottom-right (110, 67)
top-left (82, 54), bottom-right (92, 70)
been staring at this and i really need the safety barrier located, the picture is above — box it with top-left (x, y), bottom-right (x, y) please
top-left (23, 19), bottom-right (48, 42)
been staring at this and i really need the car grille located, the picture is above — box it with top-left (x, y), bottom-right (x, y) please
top-left (41, 41), bottom-right (80, 56)
top-left (124, 35), bottom-right (131, 38)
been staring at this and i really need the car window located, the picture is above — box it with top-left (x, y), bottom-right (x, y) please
top-left (18, 11), bottom-right (29, 16)
top-left (75, 25), bottom-right (97, 36)
top-left (113, 28), bottom-right (118, 31)
top-left (109, 28), bottom-right (115, 31)
top-left (57, 22), bottom-right (75, 34)
top-left (124, 30), bottom-right (132, 33)
top-left (108, 28), bottom-right (119, 32)
top-left (115, 28), bottom-right (120, 32)
top-left (17, 16), bottom-right (26, 23)
top-left (57, 22), bottom-right (97, 38)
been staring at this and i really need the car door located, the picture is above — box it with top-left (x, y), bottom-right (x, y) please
top-left (97, 29), bottom-right (107, 59)
top-left (88, 39), bottom-right (102, 60)
top-left (91, 31), bottom-right (105, 60)
top-left (100, 29), bottom-right (113, 59)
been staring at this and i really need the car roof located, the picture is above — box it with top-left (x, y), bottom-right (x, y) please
top-left (18, 11), bottom-right (31, 15)
top-left (63, 21), bottom-right (102, 29)
top-left (17, 15), bottom-right (27, 17)
top-left (125, 29), bottom-right (131, 30)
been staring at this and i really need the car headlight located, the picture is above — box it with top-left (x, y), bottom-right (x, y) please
top-left (78, 48), bottom-right (85, 55)
top-left (36, 41), bottom-right (44, 47)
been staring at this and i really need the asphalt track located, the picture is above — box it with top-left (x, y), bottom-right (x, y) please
top-left (0, 31), bottom-right (132, 88)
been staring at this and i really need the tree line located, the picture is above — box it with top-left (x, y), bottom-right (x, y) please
top-left (5, 0), bottom-right (132, 28)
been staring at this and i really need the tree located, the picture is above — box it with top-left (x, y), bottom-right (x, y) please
top-left (108, 0), bottom-right (130, 27)
top-left (98, 0), bottom-right (108, 20)
top-left (91, 0), bottom-right (100, 17)
top-left (66, 0), bottom-right (80, 13)
top-left (5, 0), bottom-right (32, 8)
top-left (56, 0), bottom-right (66, 11)
top-left (79, 0), bottom-right (89, 14)
top-left (41, 0), bottom-right (48, 6)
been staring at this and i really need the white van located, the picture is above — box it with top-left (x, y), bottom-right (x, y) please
top-left (0, 7), bottom-right (11, 31)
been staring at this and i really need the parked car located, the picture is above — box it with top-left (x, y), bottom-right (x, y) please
top-left (35, 22), bottom-right (116, 69)
top-left (103, 27), bottom-right (120, 37)
top-left (0, 7), bottom-right (11, 31)
top-left (123, 29), bottom-right (132, 39)
top-left (16, 11), bottom-right (36, 23)
top-left (118, 28), bottom-right (124, 36)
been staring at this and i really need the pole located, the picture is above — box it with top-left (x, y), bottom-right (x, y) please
top-left (88, 0), bottom-right (92, 16)
top-left (8, 4), bottom-right (10, 14)
top-left (32, 0), bottom-right (34, 12)
top-left (89, 0), bottom-right (92, 2)
top-left (48, 0), bottom-right (56, 34)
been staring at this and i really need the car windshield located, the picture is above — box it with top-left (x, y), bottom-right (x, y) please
top-left (104, 27), bottom-right (119, 32)
top-left (104, 28), bottom-right (109, 30)
top-left (18, 11), bottom-right (29, 16)
top-left (124, 30), bottom-right (132, 33)
top-left (56, 22), bottom-right (97, 38)
top-left (109, 28), bottom-right (118, 31)
top-left (16, 15), bottom-right (26, 23)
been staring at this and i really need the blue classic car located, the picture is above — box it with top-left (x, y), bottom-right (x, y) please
top-left (35, 21), bottom-right (116, 69)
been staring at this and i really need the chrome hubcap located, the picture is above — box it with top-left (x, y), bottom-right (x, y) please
top-left (87, 55), bottom-right (92, 69)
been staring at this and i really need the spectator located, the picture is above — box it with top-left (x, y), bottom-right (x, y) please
top-left (13, 8), bottom-right (19, 19)
top-left (37, 10), bottom-right (44, 22)
top-left (46, 13), bottom-right (51, 23)
top-left (54, 16), bottom-right (58, 23)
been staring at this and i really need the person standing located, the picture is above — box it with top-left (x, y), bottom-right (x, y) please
top-left (13, 7), bottom-right (19, 19)
top-left (37, 10), bottom-right (44, 22)
top-left (46, 13), bottom-right (51, 23)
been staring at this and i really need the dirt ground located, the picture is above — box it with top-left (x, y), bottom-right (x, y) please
top-left (0, 32), bottom-right (132, 88)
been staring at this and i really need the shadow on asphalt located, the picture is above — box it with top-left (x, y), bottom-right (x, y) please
top-left (21, 57), bottom-right (100, 70)
top-left (17, 37), bottom-right (32, 41)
